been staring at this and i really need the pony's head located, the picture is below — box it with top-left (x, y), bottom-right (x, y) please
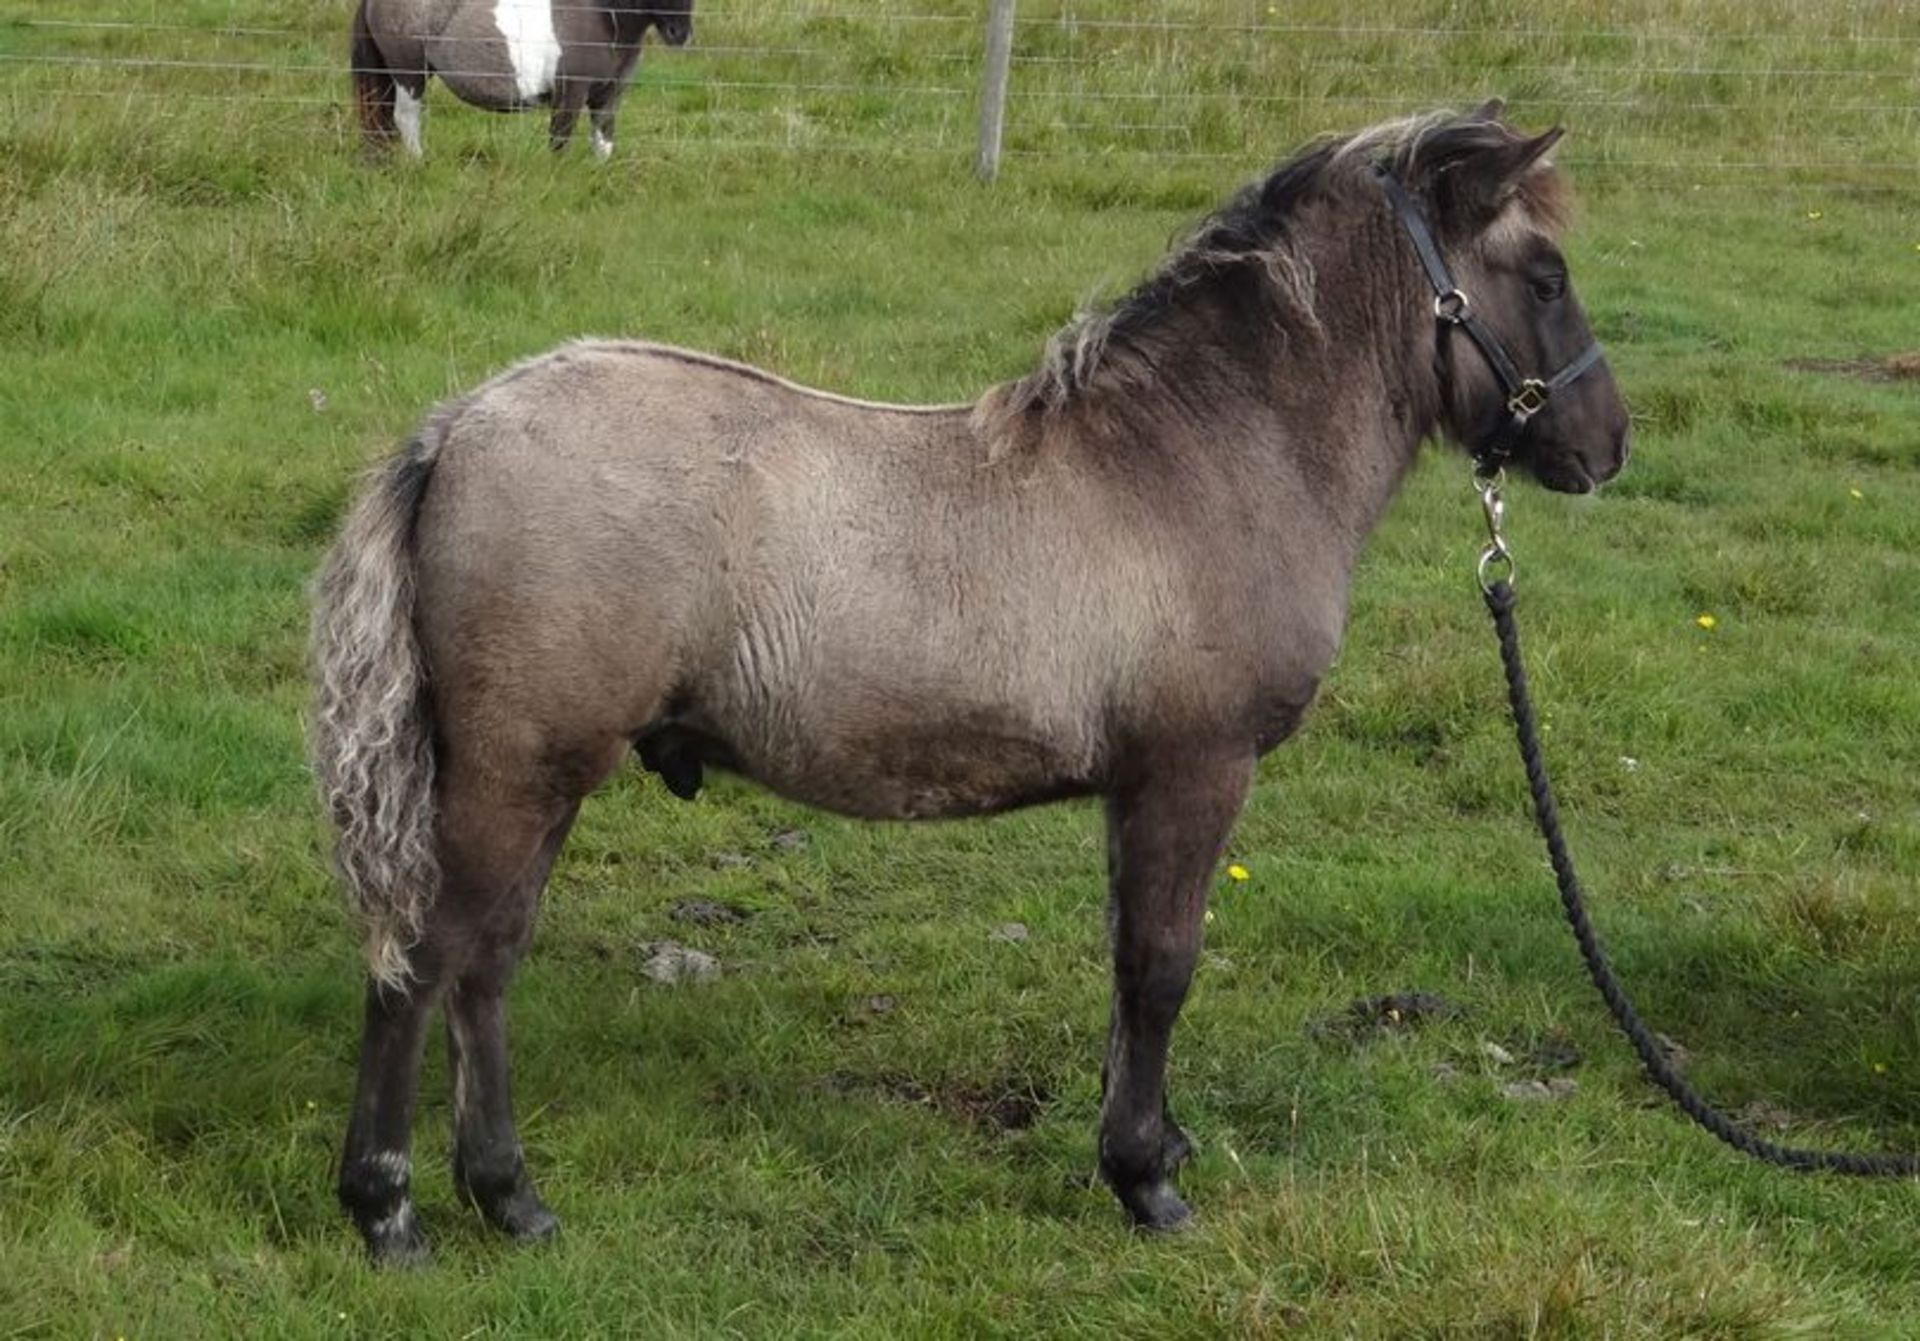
top-left (636, 0), bottom-right (694, 46)
top-left (1375, 101), bottom-right (1630, 493)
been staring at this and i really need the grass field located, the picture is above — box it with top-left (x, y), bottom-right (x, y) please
top-left (3, 1), bottom-right (1920, 1335)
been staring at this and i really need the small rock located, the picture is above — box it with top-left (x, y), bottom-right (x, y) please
top-left (669, 898), bottom-right (750, 926)
top-left (990, 922), bottom-right (1029, 944)
top-left (640, 940), bottom-right (720, 984)
top-left (1430, 1061), bottom-right (1461, 1085)
top-left (709, 850), bottom-right (752, 870)
top-left (1480, 1041), bottom-right (1516, 1066)
top-left (865, 994), bottom-right (897, 1015)
top-left (1501, 1080), bottom-right (1554, 1102)
top-left (1501, 1077), bottom-right (1578, 1102)
top-left (307, 387), bottom-right (330, 413)
top-left (770, 828), bottom-right (809, 853)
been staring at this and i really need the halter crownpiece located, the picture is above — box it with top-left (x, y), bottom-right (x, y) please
top-left (1374, 164), bottom-right (1604, 468)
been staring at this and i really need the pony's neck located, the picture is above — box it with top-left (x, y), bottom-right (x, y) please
top-left (1125, 224), bottom-right (1441, 554)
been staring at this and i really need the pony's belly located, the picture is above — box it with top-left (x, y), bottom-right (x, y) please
top-left (707, 709), bottom-right (1101, 821)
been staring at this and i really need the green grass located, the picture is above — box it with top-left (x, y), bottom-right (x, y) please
top-left (4, 0), bottom-right (1920, 1335)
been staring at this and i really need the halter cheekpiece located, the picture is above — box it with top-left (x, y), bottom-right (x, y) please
top-left (1374, 164), bottom-right (1604, 468)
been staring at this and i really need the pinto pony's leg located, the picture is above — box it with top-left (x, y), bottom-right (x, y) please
top-left (1098, 752), bottom-right (1252, 1230)
top-left (587, 104), bottom-right (616, 163)
top-left (392, 76), bottom-right (426, 158)
top-left (586, 53), bottom-right (639, 162)
top-left (548, 76), bottom-right (591, 154)
top-left (349, 0), bottom-right (399, 155)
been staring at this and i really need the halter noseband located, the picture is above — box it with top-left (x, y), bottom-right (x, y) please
top-left (1375, 165), bottom-right (1604, 469)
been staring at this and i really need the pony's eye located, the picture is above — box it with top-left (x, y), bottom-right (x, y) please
top-left (1530, 274), bottom-right (1567, 302)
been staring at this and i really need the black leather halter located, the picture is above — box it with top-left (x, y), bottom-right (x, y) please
top-left (1376, 165), bottom-right (1604, 468)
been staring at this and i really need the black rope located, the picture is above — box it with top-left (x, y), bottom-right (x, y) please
top-left (1484, 578), bottom-right (1920, 1177)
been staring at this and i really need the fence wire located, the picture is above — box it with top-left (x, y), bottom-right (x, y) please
top-left (2, 2), bottom-right (1916, 189)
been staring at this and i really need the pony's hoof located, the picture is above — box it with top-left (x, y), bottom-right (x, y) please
top-left (1119, 1178), bottom-right (1194, 1233)
top-left (501, 1198), bottom-right (561, 1245)
top-left (364, 1216), bottom-right (432, 1269)
top-left (466, 1181), bottom-right (560, 1244)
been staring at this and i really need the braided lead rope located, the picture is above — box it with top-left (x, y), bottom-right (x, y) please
top-left (1483, 576), bottom-right (1920, 1176)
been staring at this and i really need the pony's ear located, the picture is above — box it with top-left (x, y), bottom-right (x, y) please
top-left (1470, 96), bottom-right (1507, 124)
top-left (1437, 125), bottom-right (1565, 232)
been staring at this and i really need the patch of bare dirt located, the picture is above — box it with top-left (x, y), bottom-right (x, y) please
top-left (823, 1070), bottom-right (1053, 1132)
top-left (1785, 354), bottom-right (1920, 384)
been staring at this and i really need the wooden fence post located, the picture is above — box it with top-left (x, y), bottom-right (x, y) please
top-left (975, 0), bottom-right (1016, 181)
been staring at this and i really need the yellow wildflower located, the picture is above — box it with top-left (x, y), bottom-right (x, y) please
top-left (1849, 488), bottom-right (1864, 500)
top-left (1226, 863), bottom-right (1250, 882)
top-left (1806, 209), bottom-right (1823, 220)
top-left (1695, 614), bottom-right (1717, 630)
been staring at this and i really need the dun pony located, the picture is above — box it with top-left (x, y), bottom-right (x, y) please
top-left (312, 103), bottom-right (1629, 1264)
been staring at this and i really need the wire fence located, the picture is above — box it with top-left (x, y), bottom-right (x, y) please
top-left (2, 2), bottom-right (1917, 189)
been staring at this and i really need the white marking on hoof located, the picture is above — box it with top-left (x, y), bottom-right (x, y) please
top-left (590, 127), bottom-right (613, 162)
top-left (394, 85), bottom-right (424, 156)
top-left (494, 0), bottom-right (563, 104)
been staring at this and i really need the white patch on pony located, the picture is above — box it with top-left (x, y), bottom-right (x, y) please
top-left (493, 0), bottom-right (564, 104)
top-left (372, 1198), bottom-right (417, 1241)
top-left (590, 127), bottom-right (614, 162)
top-left (394, 85), bottom-right (424, 157)
top-left (369, 1149), bottom-right (412, 1182)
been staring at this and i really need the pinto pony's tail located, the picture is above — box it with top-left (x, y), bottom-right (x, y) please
top-left (350, 0), bottom-right (398, 150)
top-left (310, 424), bottom-right (446, 993)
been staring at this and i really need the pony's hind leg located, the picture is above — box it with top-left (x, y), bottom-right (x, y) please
top-left (444, 801), bottom-right (581, 1242)
top-left (339, 963), bottom-right (447, 1266)
top-left (393, 73), bottom-right (427, 157)
top-left (1098, 751), bottom-right (1252, 1230)
top-left (339, 747), bottom-right (609, 1265)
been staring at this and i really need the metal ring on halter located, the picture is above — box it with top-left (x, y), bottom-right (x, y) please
top-left (1434, 288), bottom-right (1471, 323)
top-left (1506, 379), bottom-right (1549, 418)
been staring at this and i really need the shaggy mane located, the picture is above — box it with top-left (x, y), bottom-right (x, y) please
top-left (981, 107), bottom-right (1572, 435)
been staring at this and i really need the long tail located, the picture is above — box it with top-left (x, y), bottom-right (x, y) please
top-left (309, 421), bottom-right (447, 992)
top-left (350, 0), bottom-right (397, 150)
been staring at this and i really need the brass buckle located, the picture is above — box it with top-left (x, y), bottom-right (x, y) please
top-left (1506, 379), bottom-right (1548, 418)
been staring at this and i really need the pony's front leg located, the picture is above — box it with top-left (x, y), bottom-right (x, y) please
top-left (586, 54), bottom-right (639, 162)
top-left (1098, 750), bottom-right (1252, 1230)
top-left (340, 966), bottom-right (446, 1266)
top-left (547, 77), bottom-right (590, 154)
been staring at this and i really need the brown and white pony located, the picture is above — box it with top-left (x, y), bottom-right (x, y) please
top-left (351, 0), bottom-right (693, 158)
top-left (311, 104), bottom-right (1629, 1264)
